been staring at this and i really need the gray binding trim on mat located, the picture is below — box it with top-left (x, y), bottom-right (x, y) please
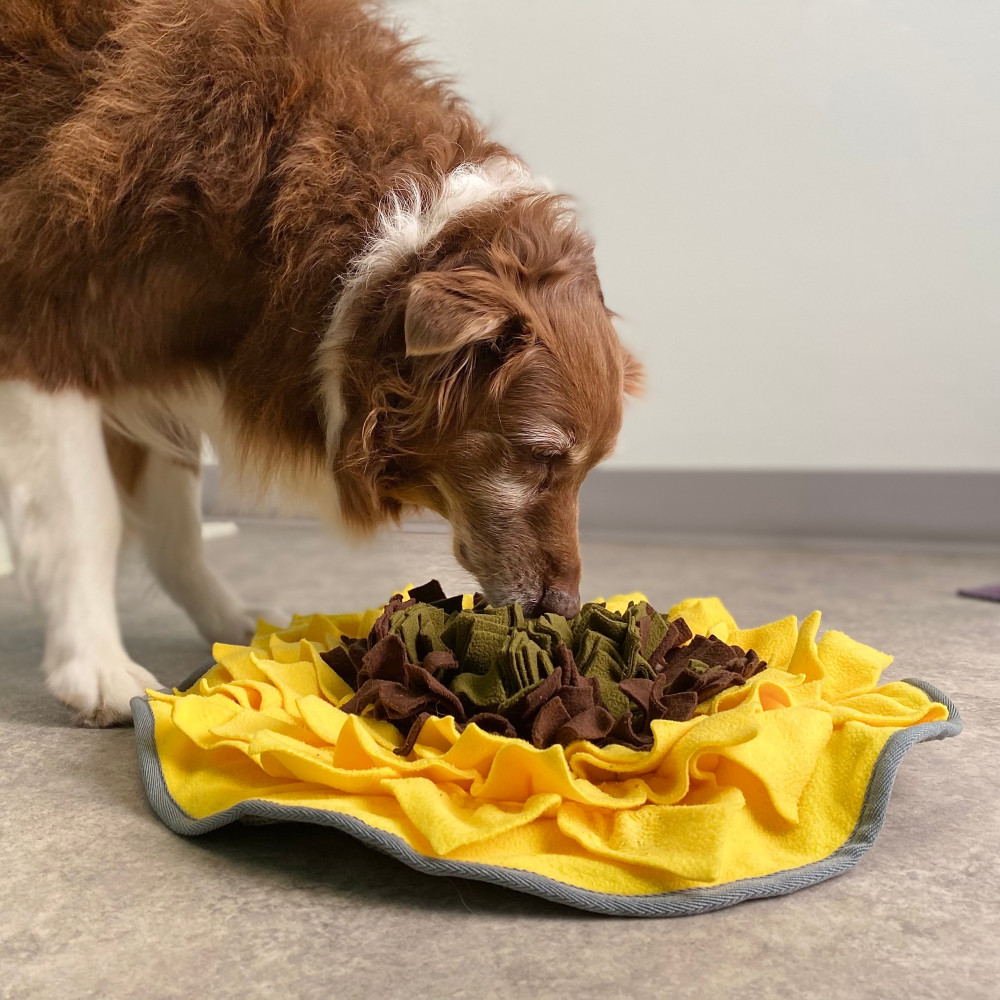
top-left (131, 679), bottom-right (961, 917)
top-left (175, 660), bottom-right (218, 693)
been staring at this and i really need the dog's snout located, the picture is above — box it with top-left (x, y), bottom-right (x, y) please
top-left (539, 587), bottom-right (580, 619)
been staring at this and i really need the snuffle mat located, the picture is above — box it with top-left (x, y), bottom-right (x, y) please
top-left (133, 582), bottom-right (960, 916)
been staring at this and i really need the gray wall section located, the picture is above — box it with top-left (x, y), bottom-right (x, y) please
top-left (204, 467), bottom-right (999, 543)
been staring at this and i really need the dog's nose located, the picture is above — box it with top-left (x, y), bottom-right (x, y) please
top-left (538, 587), bottom-right (581, 619)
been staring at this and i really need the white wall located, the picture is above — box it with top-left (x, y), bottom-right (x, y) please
top-left (389, 0), bottom-right (1000, 470)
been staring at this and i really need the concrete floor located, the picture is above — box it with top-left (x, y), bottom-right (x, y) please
top-left (1, 522), bottom-right (998, 1000)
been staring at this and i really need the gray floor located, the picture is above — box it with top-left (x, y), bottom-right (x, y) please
top-left (1, 522), bottom-right (998, 1000)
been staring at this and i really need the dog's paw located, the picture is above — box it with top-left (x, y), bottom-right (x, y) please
top-left (46, 656), bottom-right (162, 728)
top-left (195, 608), bottom-right (256, 646)
top-left (246, 605), bottom-right (291, 630)
top-left (194, 605), bottom-right (290, 646)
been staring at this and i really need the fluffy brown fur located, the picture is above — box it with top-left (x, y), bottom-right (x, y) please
top-left (0, 0), bottom-right (640, 614)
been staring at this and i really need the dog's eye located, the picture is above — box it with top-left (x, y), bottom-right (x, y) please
top-left (530, 446), bottom-right (565, 465)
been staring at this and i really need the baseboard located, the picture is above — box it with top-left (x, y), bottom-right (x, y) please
top-left (203, 466), bottom-right (1000, 544)
top-left (578, 469), bottom-right (999, 543)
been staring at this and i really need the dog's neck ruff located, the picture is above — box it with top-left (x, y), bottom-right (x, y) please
top-left (320, 157), bottom-right (550, 456)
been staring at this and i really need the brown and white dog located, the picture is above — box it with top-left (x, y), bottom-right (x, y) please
top-left (0, 0), bottom-right (641, 725)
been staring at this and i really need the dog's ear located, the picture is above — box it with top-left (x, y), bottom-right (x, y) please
top-left (622, 348), bottom-right (644, 397)
top-left (404, 269), bottom-right (512, 357)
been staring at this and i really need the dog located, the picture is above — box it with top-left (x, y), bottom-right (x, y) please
top-left (0, 0), bottom-right (641, 726)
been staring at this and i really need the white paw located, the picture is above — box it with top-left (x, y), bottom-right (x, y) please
top-left (194, 607), bottom-right (257, 646)
top-left (46, 656), bottom-right (162, 728)
top-left (193, 605), bottom-right (290, 646)
top-left (247, 605), bottom-right (290, 629)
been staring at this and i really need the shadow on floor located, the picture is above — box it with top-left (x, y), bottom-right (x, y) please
top-left (185, 821), bottom-right (589, 920)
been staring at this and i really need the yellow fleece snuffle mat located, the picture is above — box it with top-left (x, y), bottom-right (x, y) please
top-left (132, 584), bottom-right (960, 916)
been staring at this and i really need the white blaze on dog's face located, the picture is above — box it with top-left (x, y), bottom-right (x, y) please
top-left (396, 265), bottom-right (642, 618)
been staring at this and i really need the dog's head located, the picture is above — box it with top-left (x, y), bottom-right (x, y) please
top-left (332, 194), bottom-right (642, 617)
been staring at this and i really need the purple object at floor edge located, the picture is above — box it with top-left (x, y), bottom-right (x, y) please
top-left (958, 583), bottom-right (1000, 603)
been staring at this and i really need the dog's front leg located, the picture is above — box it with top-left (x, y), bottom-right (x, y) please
top-left (0, 382), bottom-right (160, 726)
top-left (125, 447), bottom-right (278, 646)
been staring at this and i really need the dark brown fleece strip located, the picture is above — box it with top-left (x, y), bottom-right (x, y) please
top-left (324, 581), bottom-right (766, 755)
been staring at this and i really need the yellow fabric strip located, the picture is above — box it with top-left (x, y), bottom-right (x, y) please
top-left (147, 595), bottom-right (948, 896)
